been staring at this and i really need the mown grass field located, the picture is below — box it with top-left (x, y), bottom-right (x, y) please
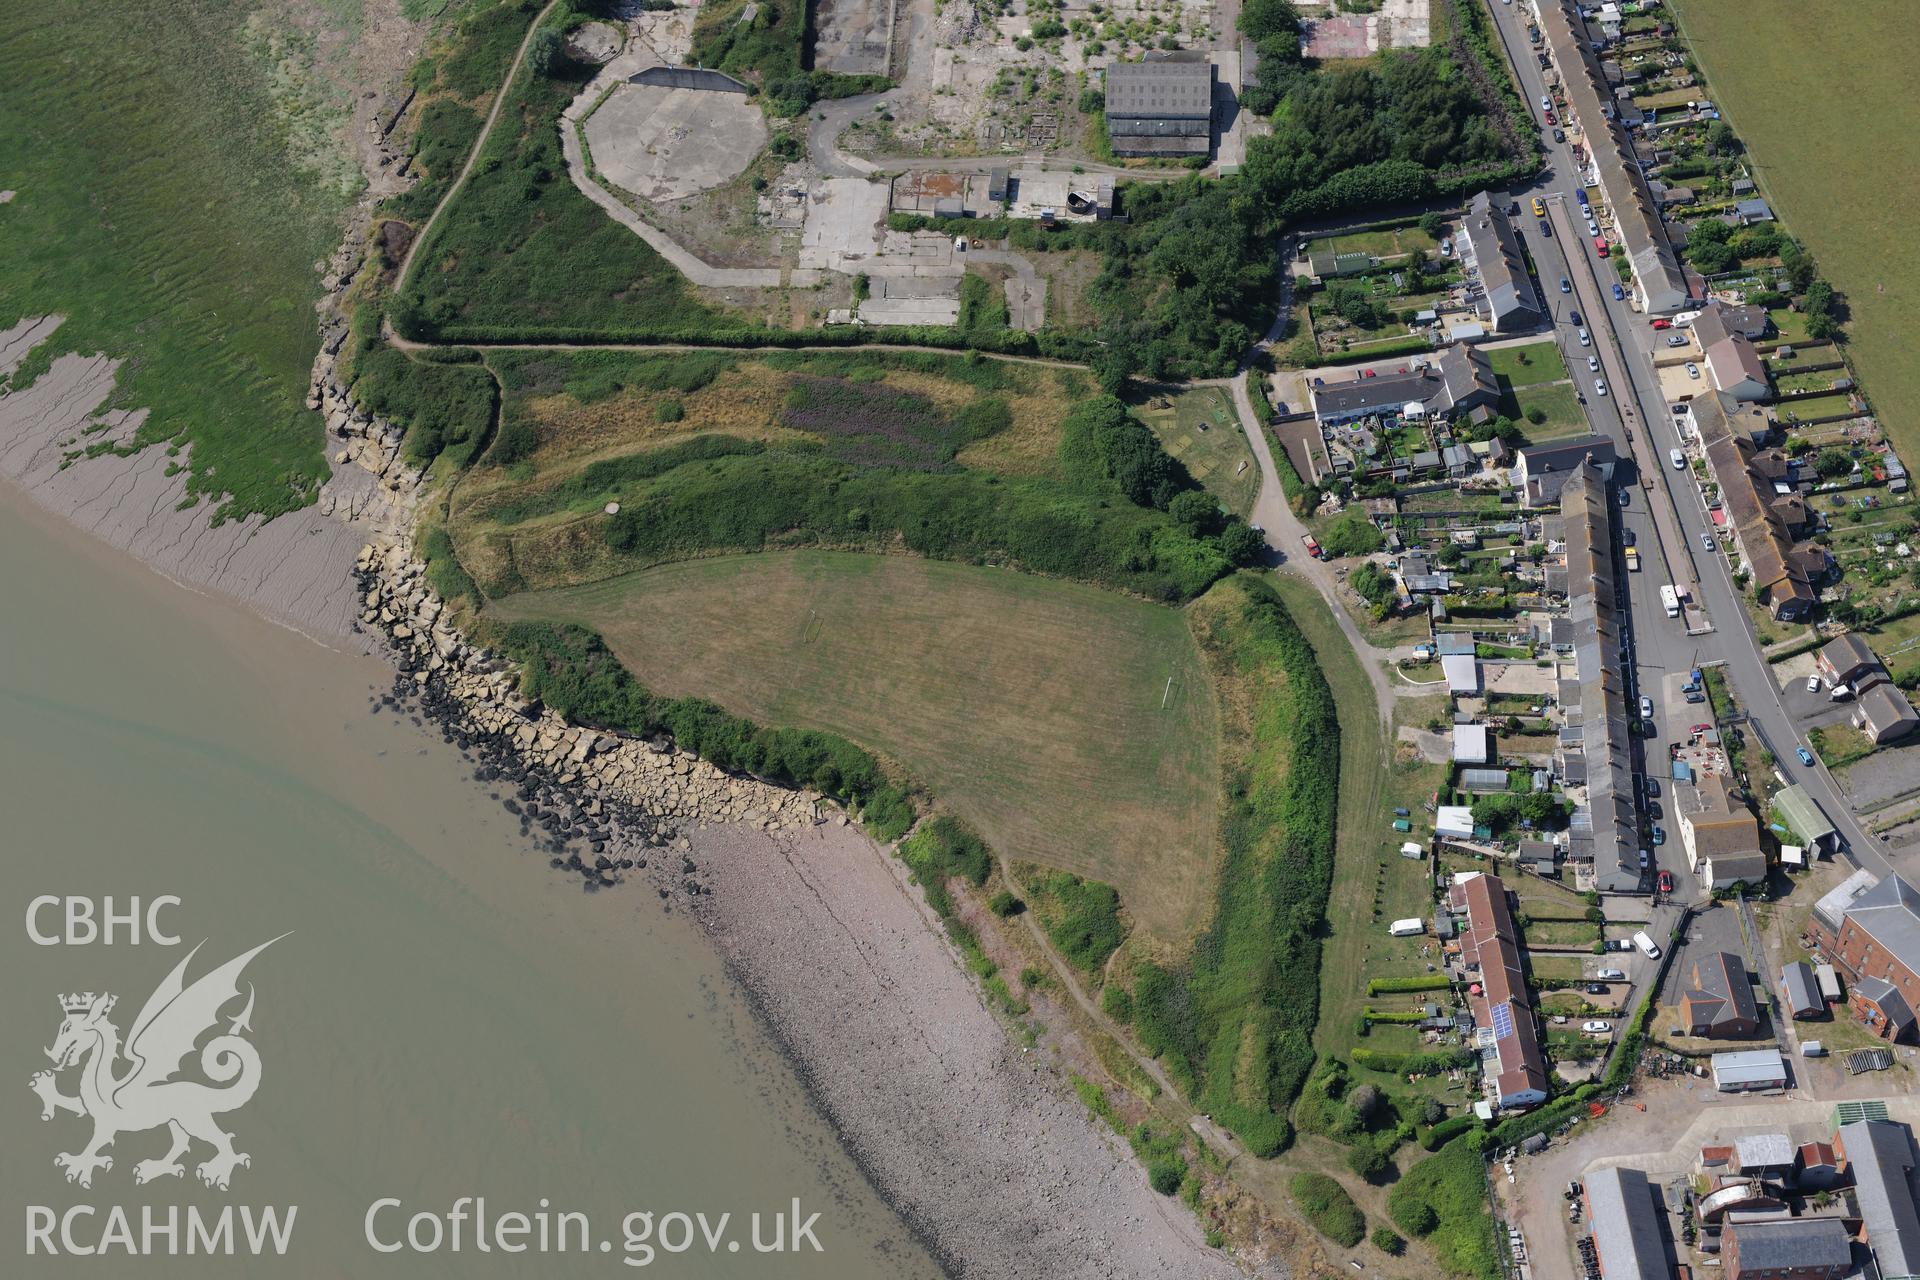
top-left (489, 550), bottom-right (1223, 940)
top-left (1670, 0), bottom-right (1920, 463)
top-left (0, 0), bottom-right (353, 520)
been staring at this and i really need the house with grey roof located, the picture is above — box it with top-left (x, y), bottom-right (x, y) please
top-left (1518, 435), bottom-right (1618, 508)
top-left (1779, 960), bottom-right (1823, 1020)
top-left (1582, 1167), bottom-right (1671, 1279)
top-left (1308, 344), bottom-right (1500, 427)
top-left (1854, 682), bottom-right (1920, 745)
top-left (1836, 1119), bottom-right (1920, 1277)
top-left (1103, 54), bottom-right (1214, 157)
top-left (1559, 463), bottom-right (1640, 892)
top-left (1811, 872), bottom-right (1920, 1042)
top-left (1455, 191), bottom-right (1544, 333)
top-left (1724, 1216), bottom-right (1852, 1280)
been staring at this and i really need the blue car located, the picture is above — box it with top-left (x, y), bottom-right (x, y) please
top-left (1651, 825), bottom-right (1666, 846)
top-left (1797, 746), bottom-right (1816, 766)
top-left (1612, 282), bottom-right (1625, 301)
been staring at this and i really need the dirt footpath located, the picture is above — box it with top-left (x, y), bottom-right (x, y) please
top-left (688, 821), bottom-right (1255, 1279)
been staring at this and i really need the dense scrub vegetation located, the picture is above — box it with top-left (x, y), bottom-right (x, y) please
top-left (1291, 1173), bottom-right (1366, 1248)
top-left (687, 0), bottom-right (888, 116)
top-left (898, 816), bottom-right (993, 917)
top-left (385, 0), bottom-right (543, 222)
top-left (390, 7), bottom-right (723, 343)
top-left (1388, 1133), bottom-right (1501, 1280)
top-left (570, 396), bottom-right (1250, 602)
top-left (1127, 578), bottom-right (1340, 1155)
top-left (1024, 872), bottom-right (1125, 972)
top-left (350, 345), bottom-right (498, 466)
top-left (495, 621), bottom-right (918, 836)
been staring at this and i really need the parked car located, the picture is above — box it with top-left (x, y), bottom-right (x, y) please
top-left (1612, 282), bottom-right (1626, 301)
top-left (1597, 968), bottom-right (1626, 980)
top-left (1608, 939), bottom-right (1634, 952)
top-left (1639, 695), bottom-right (1654, 719)
top-left (1667, 334), bottom-right (1688, 347)
top-left (1595, 378), bottom-right (1609, 396)
top-left (1594, 237), bottom-right (1609, 257)
top-left (1570, 309), bottom-right (1582, 326)
top-left (1618, 488), bottom-right (1630, 506)
top-left (1645, 779), bottom-right (1659, 798)
top-left (1689, 725), bottom-right (1711, 737)
top-left (1576, 189), bottom-right (1589, 206)
top-left (1651, 318), bottom-right (1672, 330)
top-left (1808, 675), bottom-right (1823, 693)
top-left (1797, 746), bottom-right (1816, 766)
top-left (1585, 983), bottom-right (1608, 995)
top-left (1831, 686), bottom-right (1855, 702)
top-left (1560, 276), bottom-right (1572, 293)
top-left (1540, 219), bottom-right (1553, 237)
top-left (1685, 362), bottom-right (1701, 379)
top-left (1651, 825), bottom-right (1666, 846)
top-left (1582, 1021), bottom-right (1612, 1034)
top-left (1623, 527), bottom-right (1636, 546)
top-left (1509, 200), bottom-right (1523, 216)
top-left (1702, 533), bottom-right (1716, 553)
top-left (1588, 356), bottom-right (1601, 372)
top-left (1579, 328), bottom-right (1592, 346)
top-left (1532, 194), bottom-right (1547, 215)
top-left (1685, 691), bottom-right (1705, 704)
top-left (1671, 448), bottom-right (1687, 469)
top-left (1554, 128), bottom-right (1566, 142)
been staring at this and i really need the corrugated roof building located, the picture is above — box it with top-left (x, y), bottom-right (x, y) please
top-left (1582, 1167), bottom-right (1671, 1279)
top-left (1104, 54), bottom-right (1214, 156)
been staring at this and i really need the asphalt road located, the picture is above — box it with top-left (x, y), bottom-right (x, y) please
top-left (1481, 0), bottom-right (1888, 882)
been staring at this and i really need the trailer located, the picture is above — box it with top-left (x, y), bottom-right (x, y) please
top-left (1388, 917), bottom-right (1426, 937)
top-left (1659, 584), bottom-right (1680, 618)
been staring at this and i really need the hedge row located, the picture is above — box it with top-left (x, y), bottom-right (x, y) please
top-left (1351, 1047), bottom-right (1475, 1074)
top-left (1366, 975), bottom-right (1453, 996)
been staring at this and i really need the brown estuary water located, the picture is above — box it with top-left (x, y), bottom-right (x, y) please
top-left (0, 488), bottom-right (939, 1278)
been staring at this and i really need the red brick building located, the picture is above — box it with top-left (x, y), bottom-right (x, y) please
top-left (1807, 872), bottom-right (1920, 1043)
top-left (1723, 1216), bottom-right (1852, 1280)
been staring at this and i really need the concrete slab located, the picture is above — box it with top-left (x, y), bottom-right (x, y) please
top-left (799, 178), bottom-right (891, 271)
top-left (815, 0), bottom-right (893, 76)
top-left (584, 83), bottom-right (766, 203)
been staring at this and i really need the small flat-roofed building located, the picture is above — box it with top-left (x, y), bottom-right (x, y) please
top-left (1732, 1132), bottom-right (1794, 1181)
top-left (1454, 724), bottom-right (1491, 764)
top-left (1582, 1167), bottom-right (1672, 1279)
top-left (1104, 54), bottom-right (1214, 157)
top-left (1711, 1048), bottom-right (1787, 1092)
top-left (1442, 654), bottom-right (1480, 694)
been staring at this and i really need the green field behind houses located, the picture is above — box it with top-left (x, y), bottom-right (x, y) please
top-left (490, 550), bottom-right (1224, 940)
top-left (0, 0), bottom-right (356, 520)
top-left (1670, 0), bottom-right (1920, 463)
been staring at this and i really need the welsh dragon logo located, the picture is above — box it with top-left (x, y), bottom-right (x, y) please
top-left (29, 937), bottom-right (285, 1191)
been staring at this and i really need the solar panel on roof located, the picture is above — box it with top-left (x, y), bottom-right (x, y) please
top-left (1491, 1004), bottom-right (1514, 1039)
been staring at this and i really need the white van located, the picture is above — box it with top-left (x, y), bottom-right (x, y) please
top-left (1632, 930), bottom-right (1661, 959)
top-left (1670, 448), bottom-right (1686, 470)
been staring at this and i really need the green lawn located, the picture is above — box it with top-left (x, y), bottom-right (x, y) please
top-left (1308, 225), bottom-right (1440, 262)
top-left (1132, 385), bottom-right (1261, 517)
top-left (1486, 341), bottom-right (1569, 388)
top-left (1513, 383), bottom-right (1589, 435)
top-left (0, 0), bottom-right (354, 520)
top-left (490, 550), bottom-right (1223, 940)
top-left (1672, 0), bottom-right (1920, 466)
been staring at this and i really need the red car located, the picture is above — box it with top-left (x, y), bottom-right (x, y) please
top-left (1657, 870), bottom-right (1674, 894)
top-left (1545, 110), bottom-right (1557, 125)
top-left (1690, 723), bottom-right (1712, 735)
top-left (1651, 318), bottom-right (1672, 330)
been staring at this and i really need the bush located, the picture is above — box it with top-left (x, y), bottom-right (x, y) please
top-left (1366, 975), bottom-right (1451, 996)
top-left (897, 817), bottom-right (994, 917)
top-left (1102, 983), bottom-right (1134, 1023)
top-left (654, 398), bottom-right (685, 423)
top-left (988, 890), bottom-right (1023, 917)
top-left (1028, 872), bottom-right (1125, 971)
top-left (1388, 1135), bottom-right (1500, 1278)
top-left (1292, 1173), bottom-right (1366, 1248)
top-left (1372, 1226), bottom-right (1404, 1255)
top-left (1318, 512), bottom-right (1385, 559)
